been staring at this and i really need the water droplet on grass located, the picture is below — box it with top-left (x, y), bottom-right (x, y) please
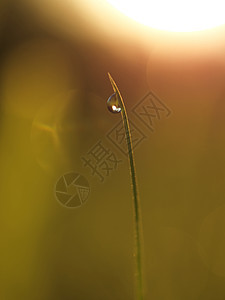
top-left (107, 93), bottom-right (121, 113)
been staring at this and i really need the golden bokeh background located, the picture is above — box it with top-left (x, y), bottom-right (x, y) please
top-left (1, 1), bottom-right (225, 299)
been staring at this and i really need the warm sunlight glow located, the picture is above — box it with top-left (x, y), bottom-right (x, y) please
top-left (106, 0), bottom-right (225, 32)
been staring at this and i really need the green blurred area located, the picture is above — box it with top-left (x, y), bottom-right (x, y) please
top-left (1, 1), bottom-right (225, 300)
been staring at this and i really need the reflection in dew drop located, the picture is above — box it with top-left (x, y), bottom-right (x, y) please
top-left (107, 93), bottom-right (121, 113)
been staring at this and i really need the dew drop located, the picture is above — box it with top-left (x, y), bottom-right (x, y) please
top-left (107, 93), bottom-right (122, 113)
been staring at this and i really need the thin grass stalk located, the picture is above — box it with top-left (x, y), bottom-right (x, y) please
top-left (108, 73), bottom-right (144, 300)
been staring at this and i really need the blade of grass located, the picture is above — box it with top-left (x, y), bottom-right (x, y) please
top-left (108, 73), bottom-right (144, 300)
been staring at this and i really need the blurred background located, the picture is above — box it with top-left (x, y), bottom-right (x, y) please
top-left (1, 0), bottom-right (225, 299)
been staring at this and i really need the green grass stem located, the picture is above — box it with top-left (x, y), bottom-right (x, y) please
top-left (108, 73), bottom-right (144, 300)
